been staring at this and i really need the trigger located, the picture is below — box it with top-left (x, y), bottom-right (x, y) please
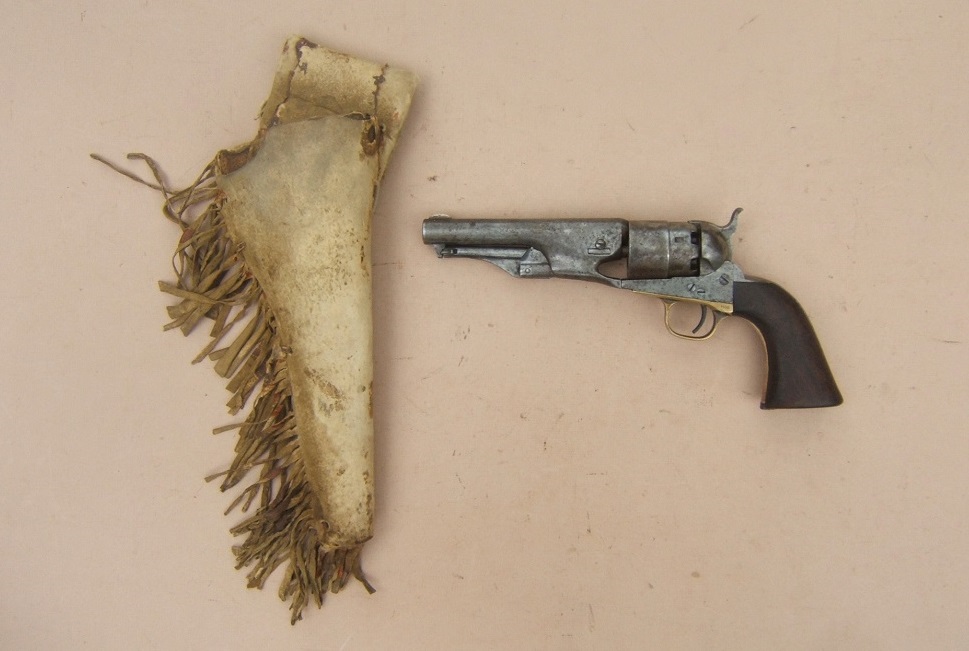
top-left (692, 305), bottom-right (709, 335)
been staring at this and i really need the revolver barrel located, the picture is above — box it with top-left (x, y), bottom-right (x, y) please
top-left (422, 216), bottom-right (622, 249)
top-left (422, 215), bottom-right (628, 282)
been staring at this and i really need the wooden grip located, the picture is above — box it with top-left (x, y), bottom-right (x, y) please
top-left (733, 280), bottom-right (843, 409)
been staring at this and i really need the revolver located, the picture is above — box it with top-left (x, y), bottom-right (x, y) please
top-left (422, 209), bottom-right (842, 409)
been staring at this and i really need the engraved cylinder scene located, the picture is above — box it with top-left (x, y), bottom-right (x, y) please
top-left (626, 220), bottom-right (732, 279)
top-left (626, 221), bottom-right (697, 278)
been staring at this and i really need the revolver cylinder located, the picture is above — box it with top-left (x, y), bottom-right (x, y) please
top-left (626, 220), bottom-right (732, 279)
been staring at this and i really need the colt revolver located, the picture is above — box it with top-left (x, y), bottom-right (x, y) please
top-left (422, 209), bottom-right (842, 409)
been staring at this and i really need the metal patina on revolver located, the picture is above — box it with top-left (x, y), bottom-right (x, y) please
top-left (422, 209), bottom-right (842, 409)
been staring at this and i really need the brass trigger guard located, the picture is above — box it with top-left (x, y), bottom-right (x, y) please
top-left (663, 300), bottom-right (725, 341)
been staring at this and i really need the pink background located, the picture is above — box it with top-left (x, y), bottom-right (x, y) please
top-left (3, 2), bottom-right (968, 648)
